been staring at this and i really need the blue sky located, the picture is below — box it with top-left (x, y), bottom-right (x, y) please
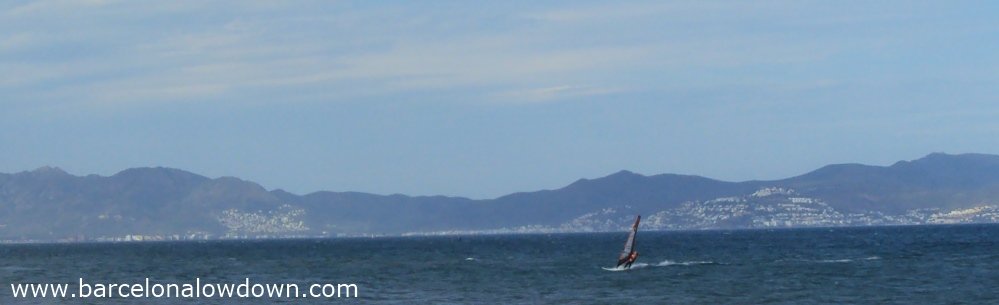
top-left (2, 1), bottom-right (998, 198)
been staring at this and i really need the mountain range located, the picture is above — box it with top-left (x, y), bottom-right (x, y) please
top-left (2, 153), bottom-right (999, 242)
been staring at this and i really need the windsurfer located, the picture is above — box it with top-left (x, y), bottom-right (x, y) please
top-left (623, 251), bottom-right (639, 268)
top-left (614, 215), bottom-right (641, 269)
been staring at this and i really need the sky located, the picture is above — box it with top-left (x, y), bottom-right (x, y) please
top-left (2, 1), bottom-right (999, 198)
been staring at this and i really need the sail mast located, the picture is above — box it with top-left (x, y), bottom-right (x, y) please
top-left (616, 215), bottom-right (641, 266)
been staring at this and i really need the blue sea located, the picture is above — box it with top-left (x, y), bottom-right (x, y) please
top-left (2, 224), bottom-right (998, 304)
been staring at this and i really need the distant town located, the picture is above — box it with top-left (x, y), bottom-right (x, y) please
top-left (403, 187), bottom-right (999, 236)
top-left (3, 186), bottom-right (999, 244)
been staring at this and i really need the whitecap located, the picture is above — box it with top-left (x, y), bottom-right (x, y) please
top-left (816, 258), bottom-right (853, 263)
top-left (656, 260), bottom-right (716, 266)
top-left (813, 256), bottom-right (880, 263)
top-left (601, 263), bottom-right (649, 271)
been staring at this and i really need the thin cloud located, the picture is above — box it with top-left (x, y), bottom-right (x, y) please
top-left (5, 0), bottom-right (115, 17)
top-left (0, 1), bottom-right (985, 114)
top-left (494, 85), bottom-right (624, 103)
top-left (521, 2), bottom-right (679, 23)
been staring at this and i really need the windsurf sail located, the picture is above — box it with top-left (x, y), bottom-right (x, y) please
top-left (616, 215), bottom-right (641, 267)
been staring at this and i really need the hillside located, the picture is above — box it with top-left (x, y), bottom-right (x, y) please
top-left (2, 153), bottom-right (999, 241)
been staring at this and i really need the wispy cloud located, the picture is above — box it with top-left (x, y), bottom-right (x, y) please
top-left (5, 0), bottom-right (116, 17)
top-left (2, 3), bottom-right (655, 110)
top-left (521, 3), bottom-right (670, 23)
top-left (0, 1), bottom-right (990, 115)
top-left (494, 85), bottom-right (624, 103)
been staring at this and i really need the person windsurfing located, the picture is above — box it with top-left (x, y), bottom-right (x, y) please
top-left (615, 215), bottom-right (641, 269)
top-left (622, 250), bottom-right (639, 268)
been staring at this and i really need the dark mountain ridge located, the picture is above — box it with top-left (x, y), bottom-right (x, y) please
top-left (2, 153), bottom-right (998, 241)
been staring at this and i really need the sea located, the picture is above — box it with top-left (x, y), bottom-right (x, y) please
top-left (2, 224), bottom-right (997, 304)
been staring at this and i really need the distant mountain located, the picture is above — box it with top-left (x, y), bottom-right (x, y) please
top-left (778, 153), bottom-right (999, 213)
top-left (2, 153), bottom-right (999, 242)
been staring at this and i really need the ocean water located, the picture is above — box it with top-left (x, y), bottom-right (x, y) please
top-left (2, 224), bottom-right (998, 304)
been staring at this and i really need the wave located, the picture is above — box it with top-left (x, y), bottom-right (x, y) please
top-left (945, 254), bottom-right (996, 262)
top-left (601, 263), bottom-right (650, 271)
top-left (786, 256), bottom-right (881, 264)
top-left (816, 258), bottom-right (854, 263)
top-left (0, 265), bottom-right (41, 272)
top-left (822, 256), bottom-right (881, 263)
top-left (602, 259), bottom-right (718, 271)
top-left (656, 260), bottom-right (717, 266)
